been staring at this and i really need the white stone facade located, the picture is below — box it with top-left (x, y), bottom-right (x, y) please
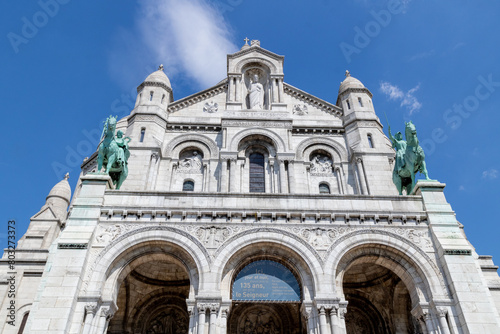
top-left (1, 42), bottom-right (500, 334)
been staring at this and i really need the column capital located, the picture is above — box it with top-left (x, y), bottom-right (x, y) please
top-left (85, 303), bottom-right (98, 315)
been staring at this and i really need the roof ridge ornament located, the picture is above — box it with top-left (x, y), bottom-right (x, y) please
top-left (243, 37), bottom-right (249, 45)
top-left (345, 70), bottom-right (350, 77)
top-left (251, 39), bottom-right (261, 47)
top-left (158, 64), bottom-right (164, 71)
top-left (64, 173), bottom-right (69, 180)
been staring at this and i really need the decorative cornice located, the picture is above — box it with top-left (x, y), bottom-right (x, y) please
top-left (284, 83), bottom-right (343, 117)
top-left (168, 82), bottom-right (227, 113)
top-left (137, 81), bottom-right (173, 96)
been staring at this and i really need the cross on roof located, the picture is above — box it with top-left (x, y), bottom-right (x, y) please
top-left (244, 37), bottom-right (249, 45)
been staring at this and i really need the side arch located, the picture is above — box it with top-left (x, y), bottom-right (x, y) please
top-left (83, 226), bottom-right (210, 302)
top-left (324, 230), bottom-right (449, 306)
top-left (164, 133), bottom-right (219, 159)
top-left (213, 228), bottom-right (322, 302)
top-left (295, 137), bottom-right (348, 162)
top-left (234, 57), bottom-right (279, 73)
top-left (228, 128), bottom-right (286, 153)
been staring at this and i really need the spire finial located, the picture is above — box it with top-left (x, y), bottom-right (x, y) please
top-left (158, 64), bottom-right (164, 71)
top-left (64, 173), bottom-right (69, 180)
top-left (243, 37), bottom-right (249, 45)
top-left (345, 70), bottom-right (350, 77)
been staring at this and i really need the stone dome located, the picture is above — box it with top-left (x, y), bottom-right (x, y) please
top-left (144, 65), bottom-right (171, 88)
top-left (46, 174), bottom-right (71, 205)
top-left (339, 71), bottom-right (365, 95)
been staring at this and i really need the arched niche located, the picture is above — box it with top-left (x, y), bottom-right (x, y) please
top-left (241, 62), bottom-right (271, 110)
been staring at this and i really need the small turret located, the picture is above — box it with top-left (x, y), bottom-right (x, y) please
top-left (45, 172), bottom-right (71, 220)
top-left (337, 70), bottom-right (375, 119)
top-left (134, 64), bottom-right (173, 113)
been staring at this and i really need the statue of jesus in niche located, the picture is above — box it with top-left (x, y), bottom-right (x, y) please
top-left (248, 73), bottom-right (264, 110)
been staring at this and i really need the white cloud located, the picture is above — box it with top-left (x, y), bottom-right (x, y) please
top-left (380, 81), bottom-right (422, 114)
top-left (109, 0), bottom-right (238, 90)
top-left (409, 50), bottom-right (435, 62)
top-left (482, 168), bottom-right (498, 180)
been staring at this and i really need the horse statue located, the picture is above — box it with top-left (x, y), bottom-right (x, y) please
top-left (389, 121), bottom-right (430, 195)
top-left (97, 115), bottom-right (131, 189)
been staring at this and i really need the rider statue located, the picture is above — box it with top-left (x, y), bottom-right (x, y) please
top-left (389, 121), bottom-right (430, 195)
top-left (388, 126), bottom-right (407, 172)
top-left (97, 116), bottom-right (131, 189)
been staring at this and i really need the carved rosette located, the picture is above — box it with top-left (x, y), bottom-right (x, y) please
top-left (203, 101), bottom-right (219, 113)
top-left (293, 104), bottom-right (308, 115)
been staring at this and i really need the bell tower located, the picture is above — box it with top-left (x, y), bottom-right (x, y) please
top-left (337, 71), bottom-right (396, 195)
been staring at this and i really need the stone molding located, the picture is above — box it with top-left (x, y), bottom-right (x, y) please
top-left (168, 82), bottom-right (226, 113)
top-left (222, 119), bottom-right (292, 129)
top-left (284, 83), bottom-right (343, 117)
top-left (163, 133), bottom-right (219, 159)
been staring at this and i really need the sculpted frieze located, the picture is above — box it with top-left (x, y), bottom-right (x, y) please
top-left (222, 120), bottom-right (292, 129)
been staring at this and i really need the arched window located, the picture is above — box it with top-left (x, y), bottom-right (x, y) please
top-left (249, 153), bottom-right (265, 193)
top-left (367, 134), bottom-right (374, 148)
top-left (161, 94), bottom-right (166, 104)
top-left (319, 183), bottom-right (330, 194)
top-left (182, 180), bottom-right (194, 191)
top-left (149, 91), bottom-right (154, 101)
top-left (18, 312), bottom-right (29, 334)
top-left (140, 128), bottom-right (146, 142)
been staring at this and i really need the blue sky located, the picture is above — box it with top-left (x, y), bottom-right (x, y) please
top-left (1, 0), bottom-right (499, 263)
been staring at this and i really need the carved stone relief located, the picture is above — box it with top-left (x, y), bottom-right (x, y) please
top-left (195, 226), bottom-right (231, 248)
top-left (145, 309), bottom-right (188, 334)
top-left (177, 150), bottom-right (203, 174)
top-left (293, 104), bottom-right (308, 116)
top-left (310, 154), bottom-right (333, 175)
top-left (203, 101), bottom-right (218, 113)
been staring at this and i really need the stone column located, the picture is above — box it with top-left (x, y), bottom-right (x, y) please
top-left (278, 79), bottom-right (284, 103)
top-left (437, 308), bottom-right (451, 334)
top-left (197, 304), bottom-right (207, 334)
top-left (423, 312), bottom-right (435, 334)
top-left (329, 307), bottom-right (341, 334)
top-left (220, 159), bottom-right (228, 192)
top-left (146, 152), bottom-right (160, 190)
top-left (318, 307), bottom-right (328, 334)
top-left (335, 167), bottom-right (344, 194)
top-left (356, 158), bottom-right (368, 194)
top-left (288, 161), bottom-right (296, 193)
top-left (272, 77), bottom-right (278, 103)
top-left (235, 75), bottom-right (241, 102)
top-left (82, 303), bottom-right (97, 334)
top-left (219, 308), bottom-right (229, 334)
top-left (338, 308), bottom-right (347, 334)
top-left (209, 304), bottom-right (219, 334)
top-left (227, 76), bottom-right (234, 102)
top-left (279, 159), bottom-right (287, 193)
top-left (229, 158), bottom-right (238, 193)
top-left (188, 306), bottom-right (195, 334)
top-left (94, 306), bottom-right (113, 334)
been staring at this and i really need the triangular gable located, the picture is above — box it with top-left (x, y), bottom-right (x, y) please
top-left (284, 83), bottom-right (343, 118)
top-left (31, 204), bottom-right (58, 220)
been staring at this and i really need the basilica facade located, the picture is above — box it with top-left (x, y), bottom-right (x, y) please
top-left (2, 40), bottom-right (500, 334)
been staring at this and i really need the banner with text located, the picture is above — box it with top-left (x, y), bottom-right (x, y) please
top-left (232, 260), bottom-right (301, 302)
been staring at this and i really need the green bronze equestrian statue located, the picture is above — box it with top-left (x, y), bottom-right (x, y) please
top-left (97, 115), bottom-right (131, 189)
top-left (389, 121), bottom-right (430, 195)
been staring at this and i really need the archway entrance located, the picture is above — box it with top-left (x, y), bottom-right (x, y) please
top-left (107, 255), bottom-right (191, 334)
top-left (342, 262), bottom-right (423, 334)
top-left (228, 260), bottom-right (306, 334)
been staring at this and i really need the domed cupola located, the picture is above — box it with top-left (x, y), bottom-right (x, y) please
top-left (338, 70), bottom-right (366, 95)
top-left (45, 173), bottom-right (71, 219)
top-left (336, 70), bottom-right (373, 113)
top-left (134, 64), bottom-right (174, 112)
